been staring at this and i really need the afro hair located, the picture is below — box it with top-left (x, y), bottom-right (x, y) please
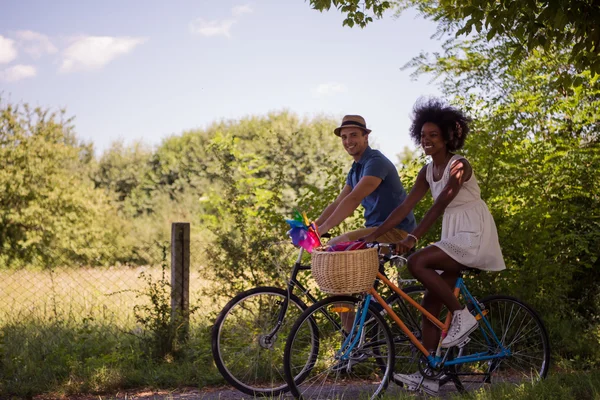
top-left (409, 98), bottom-right (472, 151)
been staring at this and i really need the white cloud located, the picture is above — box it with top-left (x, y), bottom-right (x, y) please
top-left (190, 4), bottom-right (253, 37)
top-left (60, 36), bottom-right (146, 73)
top-left (312, 82), bottom-right (348, 97)
top-left (0, 64), bottom-right (36, 82)
top-left (15, 30), bottom-right (57, 58)
top-left (0, 35), bottom-right (17, 64)
top-left (189, 18), bottom-right (236, 37)
top-left (232, 4), bottom-right (253, 16)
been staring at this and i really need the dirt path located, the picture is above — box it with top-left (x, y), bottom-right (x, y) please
top-left (52, 381), bottom-right (466, 399)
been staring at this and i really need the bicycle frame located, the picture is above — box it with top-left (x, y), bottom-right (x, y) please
top-left (266, 245), bottom-right (411, 343)
top-left (364, 271), bottom-right (511, 369)
top-left (263, 248), bottom-right (317, 341)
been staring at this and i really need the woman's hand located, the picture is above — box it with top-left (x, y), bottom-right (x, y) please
top-left (396, 236), bottom-right (417, 254)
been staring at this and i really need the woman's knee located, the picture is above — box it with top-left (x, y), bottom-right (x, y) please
top-left (407, 253), bottom-right (425, 276)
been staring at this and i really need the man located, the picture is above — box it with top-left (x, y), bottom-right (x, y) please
top-left (316, 114), bottom-right (416, 243)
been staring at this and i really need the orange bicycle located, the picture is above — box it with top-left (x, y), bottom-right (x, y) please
top-left (283, 243), bottom-right (550, 399)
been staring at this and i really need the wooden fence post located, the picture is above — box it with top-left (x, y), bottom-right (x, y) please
top-left (171, 222), bottom-right (190, 339)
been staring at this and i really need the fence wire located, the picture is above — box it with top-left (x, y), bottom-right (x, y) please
top-left (0, 241), bottom-right (216, 331)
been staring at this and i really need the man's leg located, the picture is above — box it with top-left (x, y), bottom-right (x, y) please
top-left (328, 228), bottom-right (408, 245)
top-left (327, 227), bottom-right (376, 245)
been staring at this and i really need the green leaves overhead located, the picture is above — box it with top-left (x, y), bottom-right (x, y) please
top-left (309, 0), bottom-right (600, 74)
top-left (309, 0), bottom-right (391, 27)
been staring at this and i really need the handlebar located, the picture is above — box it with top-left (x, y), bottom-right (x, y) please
top-left (366, 241), bottom-right (413, 263)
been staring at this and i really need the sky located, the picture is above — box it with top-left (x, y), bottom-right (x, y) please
top-left (0, 0), bottom-right (443, 162)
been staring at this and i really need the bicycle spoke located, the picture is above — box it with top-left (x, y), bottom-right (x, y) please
top-left (213, 288), bottom-right (311, 395)
top-left (449, 296), bottom-right (549, 392)
top-left (285, 297), bottom-right (394, 400)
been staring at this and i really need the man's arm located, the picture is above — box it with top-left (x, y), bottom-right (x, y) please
top-left (318, 176), bottom-right (382, 234)
top-left (315, 184), bottom-right (352, 226)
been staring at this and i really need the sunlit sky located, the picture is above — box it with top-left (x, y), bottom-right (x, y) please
top-left (1, 0), bottom-right (443, 161)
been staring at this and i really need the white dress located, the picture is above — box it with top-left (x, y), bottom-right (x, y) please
top-left (427, 155), bottom-right (506, 271)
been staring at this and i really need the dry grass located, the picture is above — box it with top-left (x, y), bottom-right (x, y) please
top-left (0, 265), bottom-right (218, 328)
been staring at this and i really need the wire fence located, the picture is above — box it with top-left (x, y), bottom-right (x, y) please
top-left (0, 239), bottom-right (218, 332)
top-left (0, 220), bottom-right (320, 350)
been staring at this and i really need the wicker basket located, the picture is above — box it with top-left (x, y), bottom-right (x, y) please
top-left (311, 247), bottom-right (379, 294)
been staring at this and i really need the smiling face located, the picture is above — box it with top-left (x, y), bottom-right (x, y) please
top-left (420, 122), bottom-right (447, 156)
top-left (339, 127), bottom-right (369, 160)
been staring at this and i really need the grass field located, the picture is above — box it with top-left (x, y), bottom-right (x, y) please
top-left (1, 265), bottom-right (219, 327)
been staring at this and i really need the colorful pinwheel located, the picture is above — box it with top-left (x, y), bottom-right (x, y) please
top-left (286, 209), bottom-right (321, 252)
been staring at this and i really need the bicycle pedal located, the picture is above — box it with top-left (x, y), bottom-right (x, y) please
top-left (457, 337), bottom-right (471, 348)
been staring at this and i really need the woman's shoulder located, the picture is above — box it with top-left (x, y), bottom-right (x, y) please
top-left (450, 154), bottom-right (472, 168)
top-left (448, 155), bottom-right (474, 180)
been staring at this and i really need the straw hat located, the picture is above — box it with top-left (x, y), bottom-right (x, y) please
top-left (334, 115), bottom-right (372, 136)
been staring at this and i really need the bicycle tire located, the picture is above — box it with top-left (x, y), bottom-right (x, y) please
top-left (283, 295), bottom-right (395, 400)
top-left (450, 295), bottom-right (550, 392)
top-left (211, 286), bottom-right (316, 396)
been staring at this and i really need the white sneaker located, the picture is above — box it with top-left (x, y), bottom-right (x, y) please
top-left (394, 371), bottom-right (439, 395)
top-left (442, 306), bottom-right (478, 348)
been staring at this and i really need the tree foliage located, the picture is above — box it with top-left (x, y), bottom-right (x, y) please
top-left (309, 0), bottom-right (600, 74)
top-left (0, 101), bottom-right (133, 267)
top-left (200, 114), bottom-right (361, 294)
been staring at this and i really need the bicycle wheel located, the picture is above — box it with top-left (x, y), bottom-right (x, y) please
top-left (284, 295), bottom-right (395, 400)
top-left (451, 295), bottom-right (550, 392)
top-left (211, 286), bottom-right (316, 396)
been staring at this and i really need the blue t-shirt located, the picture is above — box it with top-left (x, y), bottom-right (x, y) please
top-left (346, 147), bottom-right (416, 233)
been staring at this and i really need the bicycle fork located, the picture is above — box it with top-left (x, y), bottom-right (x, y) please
top-left (337, 295), bottom-right (372, 361)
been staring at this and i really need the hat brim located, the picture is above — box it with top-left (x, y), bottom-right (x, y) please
top-left (334, 125), bottom-right (372, 136)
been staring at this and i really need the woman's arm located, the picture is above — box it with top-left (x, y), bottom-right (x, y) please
top-left (362, 165), bottom-right (430, 242)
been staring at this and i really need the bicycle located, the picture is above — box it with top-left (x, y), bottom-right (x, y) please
top-left (211, 239), bottom-right (426, 397)
top-left (283, 243), bottom-right (550, 399)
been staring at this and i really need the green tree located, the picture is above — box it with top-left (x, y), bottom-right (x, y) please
top-left (200, 113), bottom-right (364, 294)
top-left (309, 0), bottom-right (600, 74)
top-left (0, 101), bottom-right (133, 268)
top-left (92, 140), bottom-right (152, 204)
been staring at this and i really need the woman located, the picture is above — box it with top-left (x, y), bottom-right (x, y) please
top-left (361, 98), bottom-right (506, 395)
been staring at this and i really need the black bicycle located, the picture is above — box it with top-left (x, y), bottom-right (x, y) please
top-left (211, 240), bottom-right (425, 396)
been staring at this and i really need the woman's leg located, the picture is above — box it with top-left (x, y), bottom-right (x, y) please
top-left (420, 272), bottom-right (460, 352)
top-left (407, 245), bottom-right (465, 313)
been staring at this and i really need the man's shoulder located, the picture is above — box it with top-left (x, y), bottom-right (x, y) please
top-left (364, 149), bottom-right (394, 168)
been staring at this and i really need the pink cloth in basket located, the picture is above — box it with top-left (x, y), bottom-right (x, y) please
top-left (325, 241), bottom-right (367, 252)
